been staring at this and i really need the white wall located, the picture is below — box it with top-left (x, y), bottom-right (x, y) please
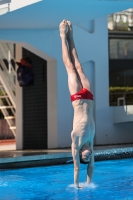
top-left (15, 44), bottom-right (23, 150)
top-left (10, 0), bottom-right (42, 11)
top-left (113, 106), bottom-right (133, 123)
top-left (0, 16), bottom-right (133, 148)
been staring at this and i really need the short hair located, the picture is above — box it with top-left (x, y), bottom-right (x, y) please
top-left (79, 150), bottom-right (91, 164)
top-left (79, 146), bottom-right (92, 164)
top-left (80, 155), bottom-right (90, 164)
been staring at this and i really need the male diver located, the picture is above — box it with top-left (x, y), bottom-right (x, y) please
top-left (59, 20), bottom-right (95, 188)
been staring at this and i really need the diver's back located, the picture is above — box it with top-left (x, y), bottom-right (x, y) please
top-left (72, 99), bottom-right (94, 134)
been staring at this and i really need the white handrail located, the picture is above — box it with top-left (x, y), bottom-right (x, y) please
top-left (0, 85), bottom-right (15, 115)
top-left (0, 43), bottom-right (16, 76)
top-left (6, 43), bottom-right (15, 62)
top-left (0, 58), bottom-right (16, 91)
top-left (0, 0), bottom-right (11, 5)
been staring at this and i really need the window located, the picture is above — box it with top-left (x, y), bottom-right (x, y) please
top-left (109, 38), bottom-right (133, 106)
top-left (110, 39), bottom-right (133, 59)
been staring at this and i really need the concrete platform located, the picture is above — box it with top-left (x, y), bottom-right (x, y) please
top-left (0, 143), bottom-right (133, 169)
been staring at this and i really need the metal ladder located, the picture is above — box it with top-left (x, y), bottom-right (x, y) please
top-left (0, 42), bottom-right (16, 137)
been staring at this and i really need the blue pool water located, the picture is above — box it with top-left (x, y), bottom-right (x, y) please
top-left (0, 158), bottom-right (133, 200)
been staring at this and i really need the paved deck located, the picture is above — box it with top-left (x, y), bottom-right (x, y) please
top-left (0, 142), bottom-right (133, 169)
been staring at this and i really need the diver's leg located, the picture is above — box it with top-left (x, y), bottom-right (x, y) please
top-left (67, 20), bottom-right (91, 91)
top-left (59, 20), bottom-right (81, 95)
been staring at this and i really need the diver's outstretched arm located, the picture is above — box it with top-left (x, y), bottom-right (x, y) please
top-left (87, 141), bottom-right (94, 184)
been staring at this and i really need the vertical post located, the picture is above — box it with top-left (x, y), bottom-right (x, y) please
top-left (15, 44), bottom-right (23, 150)
top-left (8, 49), bottom-right (11, 73)
top-left (47, 59), bottom-right (58, 148)
top-left (8, 3), bottom-right (10, 12)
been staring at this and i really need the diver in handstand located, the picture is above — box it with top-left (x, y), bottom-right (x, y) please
top-left (59, 20), bottom-right (95, 188)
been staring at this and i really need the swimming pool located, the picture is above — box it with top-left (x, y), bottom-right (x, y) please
top-left (0, 158), bottom-right (133, 200)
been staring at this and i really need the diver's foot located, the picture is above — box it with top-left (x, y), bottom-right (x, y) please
top-left (67, 20), bottom-right (73, 38)
top-left (59, 20), bottom-right (68, 38)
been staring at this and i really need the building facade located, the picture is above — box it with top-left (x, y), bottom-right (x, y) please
top-left (0, 0), bottom-right (133, 149)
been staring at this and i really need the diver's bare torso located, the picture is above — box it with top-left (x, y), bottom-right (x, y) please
top-left (71, 99), bottom-right (95, 150)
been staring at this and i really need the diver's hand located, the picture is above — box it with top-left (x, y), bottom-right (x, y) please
top-left (78, 185), bottom-right (85, 188)
top-left (75, 184), bottom-right (85, 188)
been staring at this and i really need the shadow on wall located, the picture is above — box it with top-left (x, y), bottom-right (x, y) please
top-left (0, 119), bottom-right (14, 139)
top-left (82, 60), bottom-right (95, 94)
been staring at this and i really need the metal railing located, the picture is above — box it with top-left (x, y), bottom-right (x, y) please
top-left (110, 91), bottom-right (133, 106)
top-left (0, 42), bottom-right (16, 136)
top-left (0, 0), bottom-right (11, 15)
top-left (0, 43), bottom-right (16, 95)
top-left (0, 0), bottom-right (11, 5)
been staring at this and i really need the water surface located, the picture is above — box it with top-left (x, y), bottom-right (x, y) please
top-left (0, 158), bottom-right (133, 200)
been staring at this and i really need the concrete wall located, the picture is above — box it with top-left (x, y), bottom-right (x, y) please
top-left (16, 44), bottom-right (23, 149)
top-left (113, 106), bottom-right (133, 124)
top-left (0, 16), bottom-right (133, 148)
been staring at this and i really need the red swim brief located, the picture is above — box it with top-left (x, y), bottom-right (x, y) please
top-left (71, 88), bottom-right (94, 102)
